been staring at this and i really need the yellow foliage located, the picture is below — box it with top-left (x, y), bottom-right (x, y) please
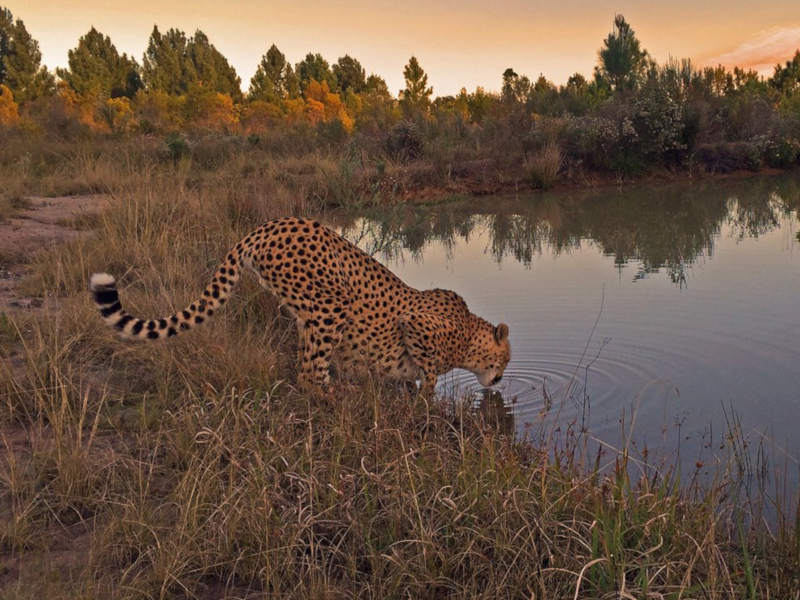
top-left (102, 97), bottom-right (135, 134)
top-left (302, 78), bottom-right (354, 131)
top-left (340, 111), bottom-right (354, 133)
top-left (133, 90), bottom-right (186, 132)
top-left (0, 84), bottom-right (20, 126)
top-left (240, 100), bottom-right (284, 133)
top-left (303, 79), bottom-right (327, 103)
top-left (304, 98), bottom-right (326, 123)
top-left (50, 82), bottom-right (108, 132)
top-left (185, 91), bottom-right (237, 131)
top-left (284, 98), bottom-right (306, 122)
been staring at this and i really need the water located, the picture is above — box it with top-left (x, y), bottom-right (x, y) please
top-left (333, 174), bottom-right (800, 480)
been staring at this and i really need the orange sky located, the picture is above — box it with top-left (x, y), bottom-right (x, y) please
top-left (7, 1), bottom-right (800, 96)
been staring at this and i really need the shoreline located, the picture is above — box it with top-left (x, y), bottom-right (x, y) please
top-left (401, 164), bottom-right (797, 205)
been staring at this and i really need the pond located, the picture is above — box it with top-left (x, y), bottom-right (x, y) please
top-left (335, 174), bottom-right (800, 482)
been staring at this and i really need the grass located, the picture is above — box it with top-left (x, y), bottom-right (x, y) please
top-left (526, 142), bottom-right (563, 190)
top-left (0, 142), bottom-right (799, 598)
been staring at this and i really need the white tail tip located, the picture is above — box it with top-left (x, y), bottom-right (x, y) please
top-left (89, 272), bottom-right (116, 291)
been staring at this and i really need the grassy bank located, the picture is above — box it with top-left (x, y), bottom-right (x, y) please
top-left (3, 127), bottom-right (800, 224)
top-left (1, 164), bottom-right (799, 598)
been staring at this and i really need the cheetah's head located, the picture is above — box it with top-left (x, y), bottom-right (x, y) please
top-left (463, 321), bottom-right (511, 388)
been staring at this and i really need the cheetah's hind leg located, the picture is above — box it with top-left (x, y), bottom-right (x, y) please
top-left (295, 315), bottom-right (347, 394)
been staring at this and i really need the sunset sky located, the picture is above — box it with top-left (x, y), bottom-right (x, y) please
top-left (7, 0), bottom-right (800, 96)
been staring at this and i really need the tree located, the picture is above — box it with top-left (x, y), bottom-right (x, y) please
top-left (142, 26), bottom-right (241, 100)
top-left (332, 55), bottom-right (366, 93)
top-left (528, 74), bottom-right (559, 115)
top-left (770, 51), bottom-right (800, 96)
top-left (365, 73), bottom-right (390, 98)
top-left (0, 7), bottom-right (54, 102)
top-left (142, 26), bottom-right (195, 94)
top-left (284, 64), bottom-right (300, 98)
top-left (399, 56), bottom-right (432, 116)
top-left (57, 27), bottom-right (141, 98)
top-left (249, 44), bottom-right (289, 103)
top-left (501, 67), bottom-right (530, 103)
top-left (0, 8), bottom-right (10, 86)
top-left (295, 53), bottom-right (337, 92)
top-left (598, 14), bottom-right (647, 92)
top-left (187, 30), bottom-right (241, 101)
top-left (502, 68), bottom-right (518, 102)
top-left (562, 72), bottom-right (592, 114)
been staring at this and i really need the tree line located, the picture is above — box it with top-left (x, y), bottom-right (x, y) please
top-left (0, 7), bottom-right (437, 132)
top-left (2, 7), bottom-right (800, 178)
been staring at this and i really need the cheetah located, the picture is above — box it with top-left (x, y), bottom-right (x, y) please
top-left (89, 217), bottom-right (511, 394)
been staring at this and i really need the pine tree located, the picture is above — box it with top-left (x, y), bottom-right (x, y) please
top-left (249, 44), bottom-right (289, 102)
top-left (0, 7), bottom-right (54, 102)
top-left (598, 14), bottom-right (647, 92)
top-left (770, 51), bottom-right (800, 96)
top-left (284, 64), bottom-right (300, 99)
top-left (501, 68), bottom-right (518, 102)
top-left (142, 26), bottom-right (241, 99)
top-left (332, 55), bottom-right (366, 94)
top-left (295, 53), bottom-right (337, 92)
top-left (142, 26), bottom-right (195, 94)
top-left (399, 56), bottom-right (432, 115)
top-left (57, 27), bottom-right (141, 98)
top-left (365, 74), bottom-right (390, 98)
top-left (188, 30), bottom-right (241, 101)
top-left (0, 8), bottom-right (11, 86)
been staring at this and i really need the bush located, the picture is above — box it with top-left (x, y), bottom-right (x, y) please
top-left (384, 120), bottom-right (424, 162)
top-left (695, 141), bottom-right (762, 172)
top-left (763, 137), bottom-right (800, 168)
top-left (165, 133), bottom-right (191, 162)
top-left (562, 115), bottom-right (633, 172)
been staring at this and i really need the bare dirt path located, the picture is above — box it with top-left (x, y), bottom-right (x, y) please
top-left (0, 195), bottom-right (111, 588)
top-left (0, 193), bottom-right (110, 312)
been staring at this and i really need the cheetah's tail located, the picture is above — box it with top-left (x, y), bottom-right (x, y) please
top-left (89, 249), bottom-right (243, 340)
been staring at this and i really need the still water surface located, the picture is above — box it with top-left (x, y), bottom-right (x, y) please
top-left (336, 175), bottom-right (800, 476)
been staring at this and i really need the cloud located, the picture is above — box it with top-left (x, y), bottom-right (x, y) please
top-left (703, 26), bottom-right (800, 75)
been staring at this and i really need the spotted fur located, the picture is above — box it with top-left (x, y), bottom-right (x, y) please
top-left (90, 217), bottom-right (511, 392)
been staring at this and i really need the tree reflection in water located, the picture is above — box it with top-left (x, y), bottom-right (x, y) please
top-left (333, 174), bottom-right (800, 286)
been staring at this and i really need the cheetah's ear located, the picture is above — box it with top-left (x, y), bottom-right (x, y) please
top-left (494, 323), bottom-right (509, 343)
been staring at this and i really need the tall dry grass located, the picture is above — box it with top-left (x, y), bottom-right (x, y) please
top-left (526, 142), bottom-right (563, 190)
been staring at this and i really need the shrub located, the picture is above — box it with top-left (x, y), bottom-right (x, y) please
top-left (562, 116), bottom-right (621, 170)
top-left (385, 120), bottom-right (423, 162)
top-left (762, 137), bottom-right (800, 168)
top-left (695, 141), bottom-right (762, 172)
top-left (165, 133), bottom-right (191, 162)
top-left (633, 87), bottom-right (687, 164)
top-left (0, 84), bottom-right (21, 126)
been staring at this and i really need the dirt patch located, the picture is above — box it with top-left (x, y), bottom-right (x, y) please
top-left (0, 194), bottom-right (110, 313)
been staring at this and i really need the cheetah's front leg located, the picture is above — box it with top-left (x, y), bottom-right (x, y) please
top-left (398, 311), bottom-right (456, 397)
